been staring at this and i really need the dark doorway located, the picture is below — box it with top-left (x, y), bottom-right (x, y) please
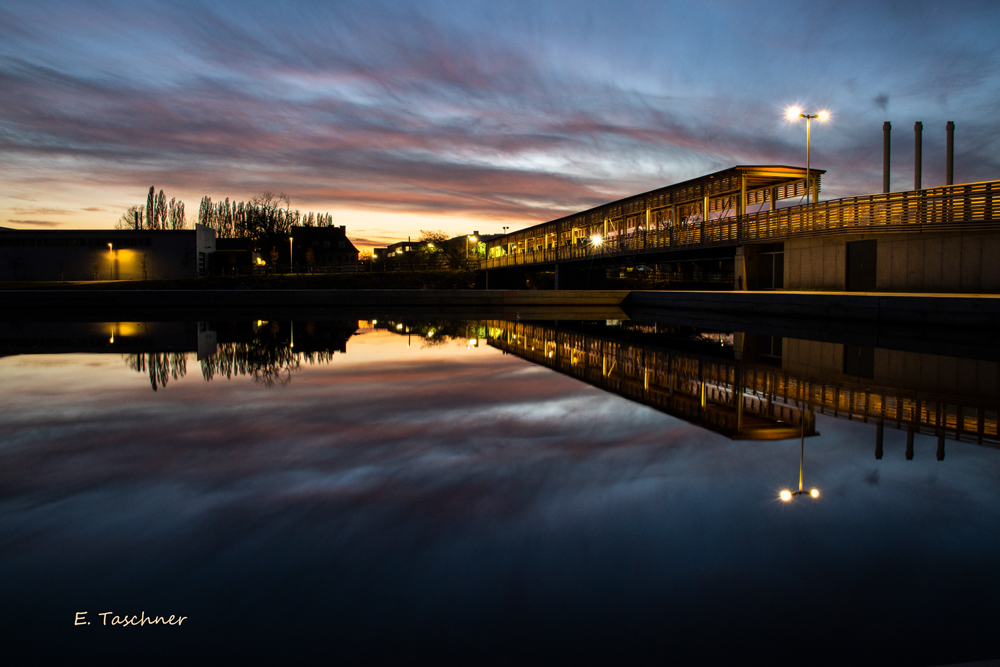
top-left (757, 243), bottom-right (784, 289)
top-left (846, 240), bottom-right (877, 291)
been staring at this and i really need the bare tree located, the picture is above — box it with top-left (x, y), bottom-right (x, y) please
top-left (146, 186), bottom-right (155, 230)
top-left (135, 252), bottom-right (151, 280)
top-left (155, 190), bottom-right (167, 229)
top-left (117, 205), bottom-right (144, 230)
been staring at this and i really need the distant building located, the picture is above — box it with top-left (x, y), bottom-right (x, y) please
top-left (373, 231), bottom-right (501, 270)
top-left (212, 237), bottom-right (255, 276)
top-left (0, 225), bottom-right (216, 281)
top-left (287, 225), bottom-right (359, 271)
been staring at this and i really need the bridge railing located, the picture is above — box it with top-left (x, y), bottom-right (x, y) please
top-left (482, 179), bottom-right (1000, 269)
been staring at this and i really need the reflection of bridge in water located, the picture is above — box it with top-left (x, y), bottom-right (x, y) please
top-left (486, 320), bottom-right (1000, 453)
top-left (488, 320), bottom-right (816, 441)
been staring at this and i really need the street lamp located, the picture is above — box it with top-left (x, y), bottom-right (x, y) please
top-left (467, 235), bottom-right (477, 259)
top-left (780, 409), bottom-right (819, 501)
top-left (107, 242), bottom-right (113, 280)
top-left (289, 236), bottom-right (294, 273)
top-left (786, 107), bottom-right (830, 203)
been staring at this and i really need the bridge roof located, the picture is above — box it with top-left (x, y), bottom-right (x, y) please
top-left (495, 165), bottom-right (825, 241)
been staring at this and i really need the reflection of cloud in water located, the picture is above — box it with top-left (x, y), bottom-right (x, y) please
top-left (2, 339), bottom-right (1000, 662)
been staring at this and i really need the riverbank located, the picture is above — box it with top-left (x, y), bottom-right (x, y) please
top-left (0, 288), bottom-right (630, 308)
top-left (3, 285), bottom-right (999, 328)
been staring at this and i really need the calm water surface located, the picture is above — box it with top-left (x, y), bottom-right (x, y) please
top-left (1, 315), bottom-right (999, 665)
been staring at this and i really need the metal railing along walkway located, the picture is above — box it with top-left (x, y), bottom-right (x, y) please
top-left (483, 179), bottom-right (1000, 270)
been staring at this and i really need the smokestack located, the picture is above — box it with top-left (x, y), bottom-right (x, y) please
top-left (946, 121), bottom-right (955, 185)
top-left (914, 122), bottom-right (922, 190)
top-left (883, 121), bottom-right (891, 193)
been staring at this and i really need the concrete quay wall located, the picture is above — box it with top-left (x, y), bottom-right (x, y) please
top-left (0, 288), bottom-right (631, 309)
top-left (784, 230), bottom-right (1000, 292)
top-left (625, 290), bottom-right (1000, 328)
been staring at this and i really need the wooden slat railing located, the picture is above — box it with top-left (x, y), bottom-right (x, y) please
top-left (483, 180), bottom-right (1000, 270)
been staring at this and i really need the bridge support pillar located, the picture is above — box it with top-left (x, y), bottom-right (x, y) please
top-left (734, 247), bottom-right (747, 291)
top-left (554, 263), bottom-right (560, 290)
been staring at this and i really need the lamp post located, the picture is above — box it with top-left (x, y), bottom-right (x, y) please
top-left (289, 236), bottom-right (294, 274)
top-left (780, 408), bottom-right (819, 501)
top-left (786, 107), bottom-right (829, 203)
top-left (467, 235), bottom-right (477, 261)
top-left (107, 242), bottom-right (113, 280)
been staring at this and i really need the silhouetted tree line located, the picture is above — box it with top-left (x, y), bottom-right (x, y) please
top-left (117, 189), bottom-right (336, 250)
top-left (123, 352), bottom-right (188, 390)
top-left (200, 338), bottom-right (300, 387)
top-left (198, 191), bottom-right (335, 242)
top-left (118, 186), bottom-right (186, 230)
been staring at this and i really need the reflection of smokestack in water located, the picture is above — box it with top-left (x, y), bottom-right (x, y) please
top-left (914, 122), bottom-right (923, 190)
top-left (883, 122), bottom-right (891, 193)
top-left (875, 419), bottom-right (884, 459)
top-left (946, 121), bottom-right (955, 185)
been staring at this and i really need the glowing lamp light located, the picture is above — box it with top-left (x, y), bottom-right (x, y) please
top-left (785, 106), bottom-right (802, 121)
top-left (818, 110), bottom-right (830, 122)
top-left (469, 236), bottom-right (477, 243)
top-left (780, 490), bottom-right (793, 502)
top-left (810, 489), bottom-right (820, 498)
top-left (591, 234), bottom-right (603, 246)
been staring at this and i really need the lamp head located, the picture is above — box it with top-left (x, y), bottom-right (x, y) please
top-left (591, 234), bottom-right (603, 246)
top-left (810, 489), bottom-right (820, 498)
top-left (818, 110), bottom-right (830, 122)
top-left (786, 106), bottom-right (802, 121)
top-left (779, 490), bottom-right (793, 502)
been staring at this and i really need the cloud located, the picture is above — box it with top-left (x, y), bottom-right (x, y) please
top-left (10, 207), bottom-right (71, 215)
top-left (5, 219), bottom-right (62, 227)
top-left (1, 1), bottom-right (999, 228)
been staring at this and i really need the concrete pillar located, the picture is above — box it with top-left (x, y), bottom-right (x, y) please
top-left (554, 263), bottom-right (559, 290)
top-left (669, 205), bottom-right (676, 247)
top-left (937, 432), bottom-right (945, 461)
top-left (883, 121), bottom-right (891, 193)
top-left (701, 195), bottom-right (709, 242)
top-left (946, 121), bottom-right (955, 185)
top-left (906, 425), bottom-right (915, 460)
top-left (734, 246), bottom-right (746, 291)
top-left (914, 121), bottom-right (923, 190)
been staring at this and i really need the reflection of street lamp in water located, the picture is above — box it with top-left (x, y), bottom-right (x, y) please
top-left (780, 409), bottom-right (819, 501)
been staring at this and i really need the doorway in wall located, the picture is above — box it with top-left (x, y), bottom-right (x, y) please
top-left (758, 243), bottom-right (784, 289)
top-left (846, 240), bottom-right (877, 291)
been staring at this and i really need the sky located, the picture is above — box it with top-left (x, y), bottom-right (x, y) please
top-left (2, 0), bottom-right (999, 251)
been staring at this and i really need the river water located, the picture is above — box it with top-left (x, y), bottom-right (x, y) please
top-left (1, 311), bottom-right (998, 665)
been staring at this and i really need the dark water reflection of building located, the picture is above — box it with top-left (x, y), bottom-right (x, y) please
top-left (486, 320), bottom-right (1000, 453)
